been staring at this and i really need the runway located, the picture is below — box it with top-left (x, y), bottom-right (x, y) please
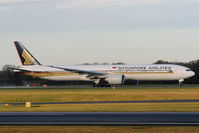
top-left (2, 99), bottom-right (199, 105)
top-left (1, 112), bottom-right (199, 125)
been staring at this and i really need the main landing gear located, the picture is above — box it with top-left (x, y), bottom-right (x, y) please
top-left (92, 79), bottom-right (111, 87)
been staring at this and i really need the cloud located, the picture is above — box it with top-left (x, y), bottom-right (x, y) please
top-left (0, 0), bottom-right (53, 4)
top-left (0, 0), bottom-right (42, 12)
top-left (0, 0), bottom-right (40, 4)
top-left (0, 0), bottom-right (52, 13)
top-left (185, 0), bottom-right (199, 2)
top-left (55, 0), bottom-right (199, 10)
top-left (0, 6), bottom-right (8, 12)
top-left (55, 0), bottom-right (165, 10)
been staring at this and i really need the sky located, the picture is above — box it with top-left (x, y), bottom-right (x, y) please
top-left (0, 0), bottom-right (199, 68)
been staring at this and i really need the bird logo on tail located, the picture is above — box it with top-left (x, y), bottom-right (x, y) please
top-left (14, 41), bottom-right (41, 66)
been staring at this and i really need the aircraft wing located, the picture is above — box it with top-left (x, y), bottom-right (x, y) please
top-left (11, 65), bottom-right (109, 79)
top-left (48, 66), bottom-right (107, 78)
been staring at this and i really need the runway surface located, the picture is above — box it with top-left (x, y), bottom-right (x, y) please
top-left (2, 99), bottom-right (199, 105)
top-left (1, 84), bottom-right (199, 89)
top-left (1, 112), bottom-right (199, 125)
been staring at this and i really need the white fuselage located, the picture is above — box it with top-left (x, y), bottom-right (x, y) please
top-left (18, 64), bottom-right (195, 82)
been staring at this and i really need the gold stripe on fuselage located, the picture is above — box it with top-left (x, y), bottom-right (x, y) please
top-left (20, 71), bottom-right (173, 78)
top-left (22, 72), bottom-right (79, 77)
top-left (109, 71), bottom-right (173, 74)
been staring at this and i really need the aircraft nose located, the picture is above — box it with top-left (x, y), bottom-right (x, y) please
top-left (190, 71), bottom-right (195, 77)
top-left (183, 69), bottom-right (195, 79)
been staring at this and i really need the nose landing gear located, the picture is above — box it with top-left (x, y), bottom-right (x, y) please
top-left (178, 79), bottom-right (184, 87)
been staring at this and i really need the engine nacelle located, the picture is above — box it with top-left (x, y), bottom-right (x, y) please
top-left (105, 74), bottom-right (125, 85)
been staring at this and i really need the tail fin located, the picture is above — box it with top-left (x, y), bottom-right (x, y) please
top-left (14, 41), bottom-right (41, 66)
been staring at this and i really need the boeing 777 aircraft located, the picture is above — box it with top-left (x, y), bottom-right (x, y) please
top-left (13, 41), bottom-right (195, 87)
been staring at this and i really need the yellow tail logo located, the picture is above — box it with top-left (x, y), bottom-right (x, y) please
top-left (22, 49), bottom-right (35, 65)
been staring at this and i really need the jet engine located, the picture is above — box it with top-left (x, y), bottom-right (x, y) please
top-left (105, 74), bottom-right (125, 85)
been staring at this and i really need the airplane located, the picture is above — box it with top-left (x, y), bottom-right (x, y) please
top-left (13, 41), bottom-right (195, 87)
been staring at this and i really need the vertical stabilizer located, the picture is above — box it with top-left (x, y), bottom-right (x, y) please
top-left (14, 41), bottom-right (41, 66)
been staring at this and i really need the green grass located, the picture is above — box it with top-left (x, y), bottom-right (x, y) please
top-left (0, 126), bottom-right (199, 133)
top-left (1, 103), bottom-right (199, 112)
top-left (0, 86), bottom-right (199, 103)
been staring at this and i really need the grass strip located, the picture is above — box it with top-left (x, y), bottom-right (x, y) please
top-left (0, 126), bottom-right (199, 133)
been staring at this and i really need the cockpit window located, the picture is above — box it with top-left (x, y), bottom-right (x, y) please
top-left (186, 69), bottom-right (192, 71)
